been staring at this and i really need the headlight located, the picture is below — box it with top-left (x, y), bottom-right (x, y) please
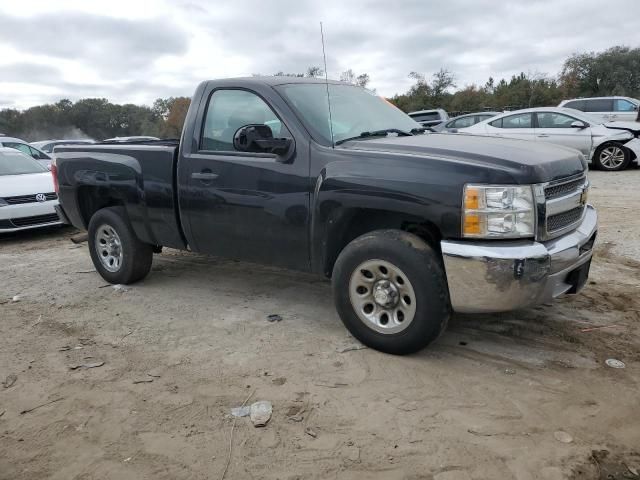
top-left (0, 198), bottom-right (7, 207)
top-left (462, 184), bottom-right (535, 238)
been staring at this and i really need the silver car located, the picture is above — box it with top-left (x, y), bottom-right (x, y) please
top-left (463, 107), bottom-right (640, 171)
top-left (0, 147), bottom-right (61, 233)
top-left (0, 136), bottom-right (53, 169)
top-left (407, 109), bottom-right (449, 128)
top-left (432, 111), bottom-right (501, 132)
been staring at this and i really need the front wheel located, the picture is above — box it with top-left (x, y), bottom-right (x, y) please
top-left (332, 230), bottom-right (451, 355)
top-left (88, 206), bottom-right (153, 284)
top-left (593, 144), bottom-right (630, 171)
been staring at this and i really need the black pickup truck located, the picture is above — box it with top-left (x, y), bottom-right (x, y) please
top-left (53, 77), bottom-right (597, 354)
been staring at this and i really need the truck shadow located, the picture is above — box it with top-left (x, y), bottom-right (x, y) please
top-left (0, 225), bottom-right (76, 246)
top-left (144, 249), bottom-right (624, 369)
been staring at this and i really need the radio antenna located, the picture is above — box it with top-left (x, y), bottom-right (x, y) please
top-left (320, 21), bottom-right (335, 148)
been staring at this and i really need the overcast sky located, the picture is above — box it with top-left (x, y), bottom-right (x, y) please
top-left (1, 0), bottom-right (639, 109)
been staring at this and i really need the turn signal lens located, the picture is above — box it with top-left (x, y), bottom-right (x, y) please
top-left (464, 187), bottom-right (480, 210)
top-left (463, 214), bottom-right (481, 235)
top-left (50, 158), bottom-right (59, 194)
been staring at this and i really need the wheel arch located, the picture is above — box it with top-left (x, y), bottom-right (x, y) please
top-left (76, 186), bottom-right (126, 228)
top-left (76, 186), bottom-right (157, 245)
top-left (320, 207), bottom-right (442, 278)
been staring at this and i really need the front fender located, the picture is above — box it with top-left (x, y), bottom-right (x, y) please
top-left (310, 158), bottom-right (461, 274)
top-left (623, 138), bottom-right (640, 164)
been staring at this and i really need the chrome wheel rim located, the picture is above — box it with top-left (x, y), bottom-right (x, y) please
top-left (599, 146), bottom-right (625, 169)
top-left (348, 259), bottom-right (417, 334)
top-left (95, 224), bottom-right (123, 273)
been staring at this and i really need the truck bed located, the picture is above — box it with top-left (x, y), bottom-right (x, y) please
top-left (55, 143), bottom-right (186, 249)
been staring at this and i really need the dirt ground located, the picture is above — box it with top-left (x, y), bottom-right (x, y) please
top-left (1, 170), bottom-right (639, 480)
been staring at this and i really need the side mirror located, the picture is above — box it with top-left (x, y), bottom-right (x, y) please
top-left (570, 121), bottom-right (587, 129)
top-left (449, 128), bottom-right (459, 133)
top-left (233, 124), bottom-right (292, 155)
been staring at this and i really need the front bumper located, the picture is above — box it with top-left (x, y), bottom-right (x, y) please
top-left (441, 205), bottom-right (597, 313)
top-left (0, 200), bottom-right (62, 233)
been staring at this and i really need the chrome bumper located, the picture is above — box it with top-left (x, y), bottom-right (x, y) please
top-left (441, 205), bottom-right (597, 313)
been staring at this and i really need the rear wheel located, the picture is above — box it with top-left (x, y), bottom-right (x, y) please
top-left (332, 230), bottom-right (451, 355)
top-left (88, 207), bottom-right (153, 284)
top-left (593, 144), bottom-right (630, 171)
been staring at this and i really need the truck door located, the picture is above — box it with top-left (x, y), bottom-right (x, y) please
top-left (179, 88), bottom-right (310, 271)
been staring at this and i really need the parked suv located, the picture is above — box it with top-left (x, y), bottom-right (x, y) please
top-left (558, 97), bottom-right (639, 123)
top-left (407, 109), bottom-right (449, 128)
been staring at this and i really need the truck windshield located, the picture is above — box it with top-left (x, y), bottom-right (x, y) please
top-left (276, 83), bottom-right (421, 145)
top-left (0, 150), bottom-right (48, 175)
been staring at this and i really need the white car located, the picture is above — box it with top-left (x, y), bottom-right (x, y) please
top-left (0, 136), bottom-right (53, 169)
top-left (0, 147), bottom-right (61, 233)
top-left (558, 96), bottom-right (639, 123)
top-left (462, 107), bottom-right (640, 171)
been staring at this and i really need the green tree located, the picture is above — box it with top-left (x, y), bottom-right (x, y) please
top-left (305, 66), bottom-right (324, 78)
top-left (340, 69), bottom-right (371, 88)
top-left (561, 46), bottom-right (640, 98)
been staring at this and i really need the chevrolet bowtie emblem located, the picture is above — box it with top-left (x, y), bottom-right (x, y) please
top-left (580, 187), bottom-right (588, 205)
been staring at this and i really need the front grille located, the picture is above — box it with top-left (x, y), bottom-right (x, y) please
top-left (7, 213), bottom-right (60, 228)
top-left (547, 206), bottom-right (584, 232)
top-left (3, 192), bottom-right (57, 205)
top-left (544, 177), bottom-right (585, 200)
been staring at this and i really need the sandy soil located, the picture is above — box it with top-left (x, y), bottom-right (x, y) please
top-left (1, 170), bottom-right (639, 480)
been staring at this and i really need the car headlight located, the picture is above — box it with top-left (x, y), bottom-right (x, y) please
top-left (462, 184), bottom-right (535, 238)
top-left (0, 198), bottom-right (7, 207)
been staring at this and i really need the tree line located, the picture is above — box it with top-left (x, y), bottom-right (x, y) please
top-left (1, 46), bottom-right (638, 141)
top-left (391, 46), bottom-right (640, 114)
top-left (0, 97), bottom-right (191, 142)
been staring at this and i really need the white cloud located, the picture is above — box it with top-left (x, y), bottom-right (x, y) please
top-left (0, 0), bottom-right (639, 108)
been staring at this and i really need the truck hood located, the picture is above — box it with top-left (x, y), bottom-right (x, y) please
top-left (337, 133), bottom-right (585, 183)
top-left (0, 172), bottom-right (55, 197)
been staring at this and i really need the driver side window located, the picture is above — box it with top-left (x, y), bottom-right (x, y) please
top-left (200, 89), bottom-right (290, 152)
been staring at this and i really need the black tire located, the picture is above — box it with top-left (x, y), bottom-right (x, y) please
top-left (88, 206), bottom-right (153, 284)
top-left (332, 230), bottom-right (451, 355)
top-left (592, 143), bottom-right (631, 171)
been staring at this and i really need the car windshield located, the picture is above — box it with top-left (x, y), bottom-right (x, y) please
top-left (559, 108), bottom-right (605, 125)
top-left (276, 83), bottom-right (421, 145)
top-left (0, 150), bottom-right (49, 175)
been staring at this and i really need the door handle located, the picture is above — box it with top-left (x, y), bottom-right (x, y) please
top-left (537, 135), bottom-right (549, 138)
top-left (191, 172), bottom-right (219, 180)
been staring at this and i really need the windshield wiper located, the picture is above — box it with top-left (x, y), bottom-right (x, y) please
top-left (335, 128), bottom-right (413, 145)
